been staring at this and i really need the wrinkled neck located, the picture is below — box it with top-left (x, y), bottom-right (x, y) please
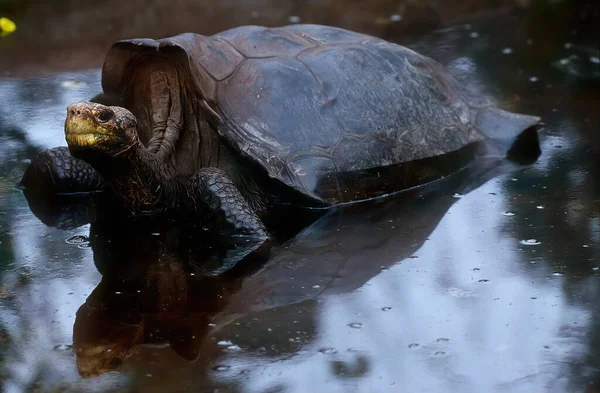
top-left (99, 142), bottom-right (184, 214)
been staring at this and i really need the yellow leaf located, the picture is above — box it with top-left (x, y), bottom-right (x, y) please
top-left (0, 17), bottom-right (17, 37)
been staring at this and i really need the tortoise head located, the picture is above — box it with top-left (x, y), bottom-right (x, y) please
top-left (65, 102), bottom-right (138, 159)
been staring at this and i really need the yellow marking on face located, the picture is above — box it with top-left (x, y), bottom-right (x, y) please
top-left (65, 115), bottom-right (117, 147)
top-left (65, 117), bottom-right (112, 136)
top-left (65, 133), bottom-right (103, 146)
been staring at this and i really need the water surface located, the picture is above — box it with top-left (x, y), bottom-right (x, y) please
top-left (0, 4), bottom-right (598, 393)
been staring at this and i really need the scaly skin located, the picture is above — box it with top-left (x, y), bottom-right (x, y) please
top-left (20, 146), bottom-right (105, 195)
top-left (188, 168), bottom-right (267, 238)
top-left (55, 101), bottom-right (269, 238)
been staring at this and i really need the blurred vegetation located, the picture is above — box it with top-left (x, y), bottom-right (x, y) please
top-left (0, 17), bottom-right (16, 37)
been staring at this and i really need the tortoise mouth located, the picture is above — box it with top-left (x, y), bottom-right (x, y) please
top-left (66, 133), bottom-right (115, 148)
top-left (64, 102), bottom-right (139, 159)
top-left (65, 117), bottom-right (116, 146)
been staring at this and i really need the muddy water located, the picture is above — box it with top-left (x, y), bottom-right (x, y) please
top-left (0, 3), bottom-right (599, 393)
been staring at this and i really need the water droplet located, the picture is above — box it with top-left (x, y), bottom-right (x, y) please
top-left (453, 193), bottom-right (463, 198)
top-left (61, 80), bottom-right (86, 88)
top-left (319, 347), bottom-right (337, 354)
top-left (503, 211), bottom-right (516, 216)
top-left (382, 307), bottom-right (392, 311)
top-left (536, 205), bottom-right (545, 209)
top-left (591, 57), bottom-right (600, 64)
top-left (151, 232), bottom-right (160, 236)
top-left (65, 234), bottom-right (89, 245)
top-left (348, 323), bottom-right (363, 329)
top-left (217, 340), bottom-right (233, 346)
top-left (226, 345), bottom-right (241, 351)
top-left (478, 279), bottom-right (489, 283)
top-left (288, 15), bottom-right (301, 23)
top-left (592, 267), bottom-right (599, 271)
top-left (583, 244), bottom-right (590, 248)
top-left (208, 323), bottom-right (216, 327)
top-left (447, 287), bottom-right (476, 298)
top-left (434, 351), bottom-right (446, 356)
top-left (312, 284), bottom-right (321, 289)
top-left (502, 48), bottom-right (513, 54)
top-left (146, 373), bottom-right (153, 377)
top-left (436, 338), bottom-right (450, 342)
top-left (520, 239), bottom-right (541, 246)
top-left (529, 76), bottom-right (539, 82)
top-left (408, 343), bottom-right (419, 348)
top-left (213, 365), bottom-right (231, 372)
top-left (551, 272), bottom-right (563, 276)
top-left (114, 291), bottom-right (122, 295)
top-left (564, 42), bottom-right (573, 49)
top-left (380, 267), bottom-right (390, 272)
top-left (389, 14), bottom-right (402, 22)
top-left (470, 32), bottom-right (479, 38)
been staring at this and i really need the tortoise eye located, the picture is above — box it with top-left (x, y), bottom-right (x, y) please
top-left (97, 110), bottom-right (113, 123)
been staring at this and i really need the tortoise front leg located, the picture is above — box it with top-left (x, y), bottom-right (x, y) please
top-left (188, 168), bottom-right (268, 239)
top-left (20, 146), bottom-right (106, 196)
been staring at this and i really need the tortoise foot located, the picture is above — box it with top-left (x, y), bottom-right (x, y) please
top-left (20, 146), bottom-right (105, 196)
top-left (188, 167), bottom-right (268, 239)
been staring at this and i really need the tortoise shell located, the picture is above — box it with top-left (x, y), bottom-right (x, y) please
top-left (101, 25), bottom-right (486, 204)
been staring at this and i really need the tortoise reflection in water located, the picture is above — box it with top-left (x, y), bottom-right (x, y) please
top-left (71, 214), bottom-right (270, 378)
top-left (68, 152), bottom-right (516, 378)
top-left (21, 24), bottom-right (541, 237)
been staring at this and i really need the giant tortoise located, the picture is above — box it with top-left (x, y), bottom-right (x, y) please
top-left (21, 24), bottom-right (541, 238)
